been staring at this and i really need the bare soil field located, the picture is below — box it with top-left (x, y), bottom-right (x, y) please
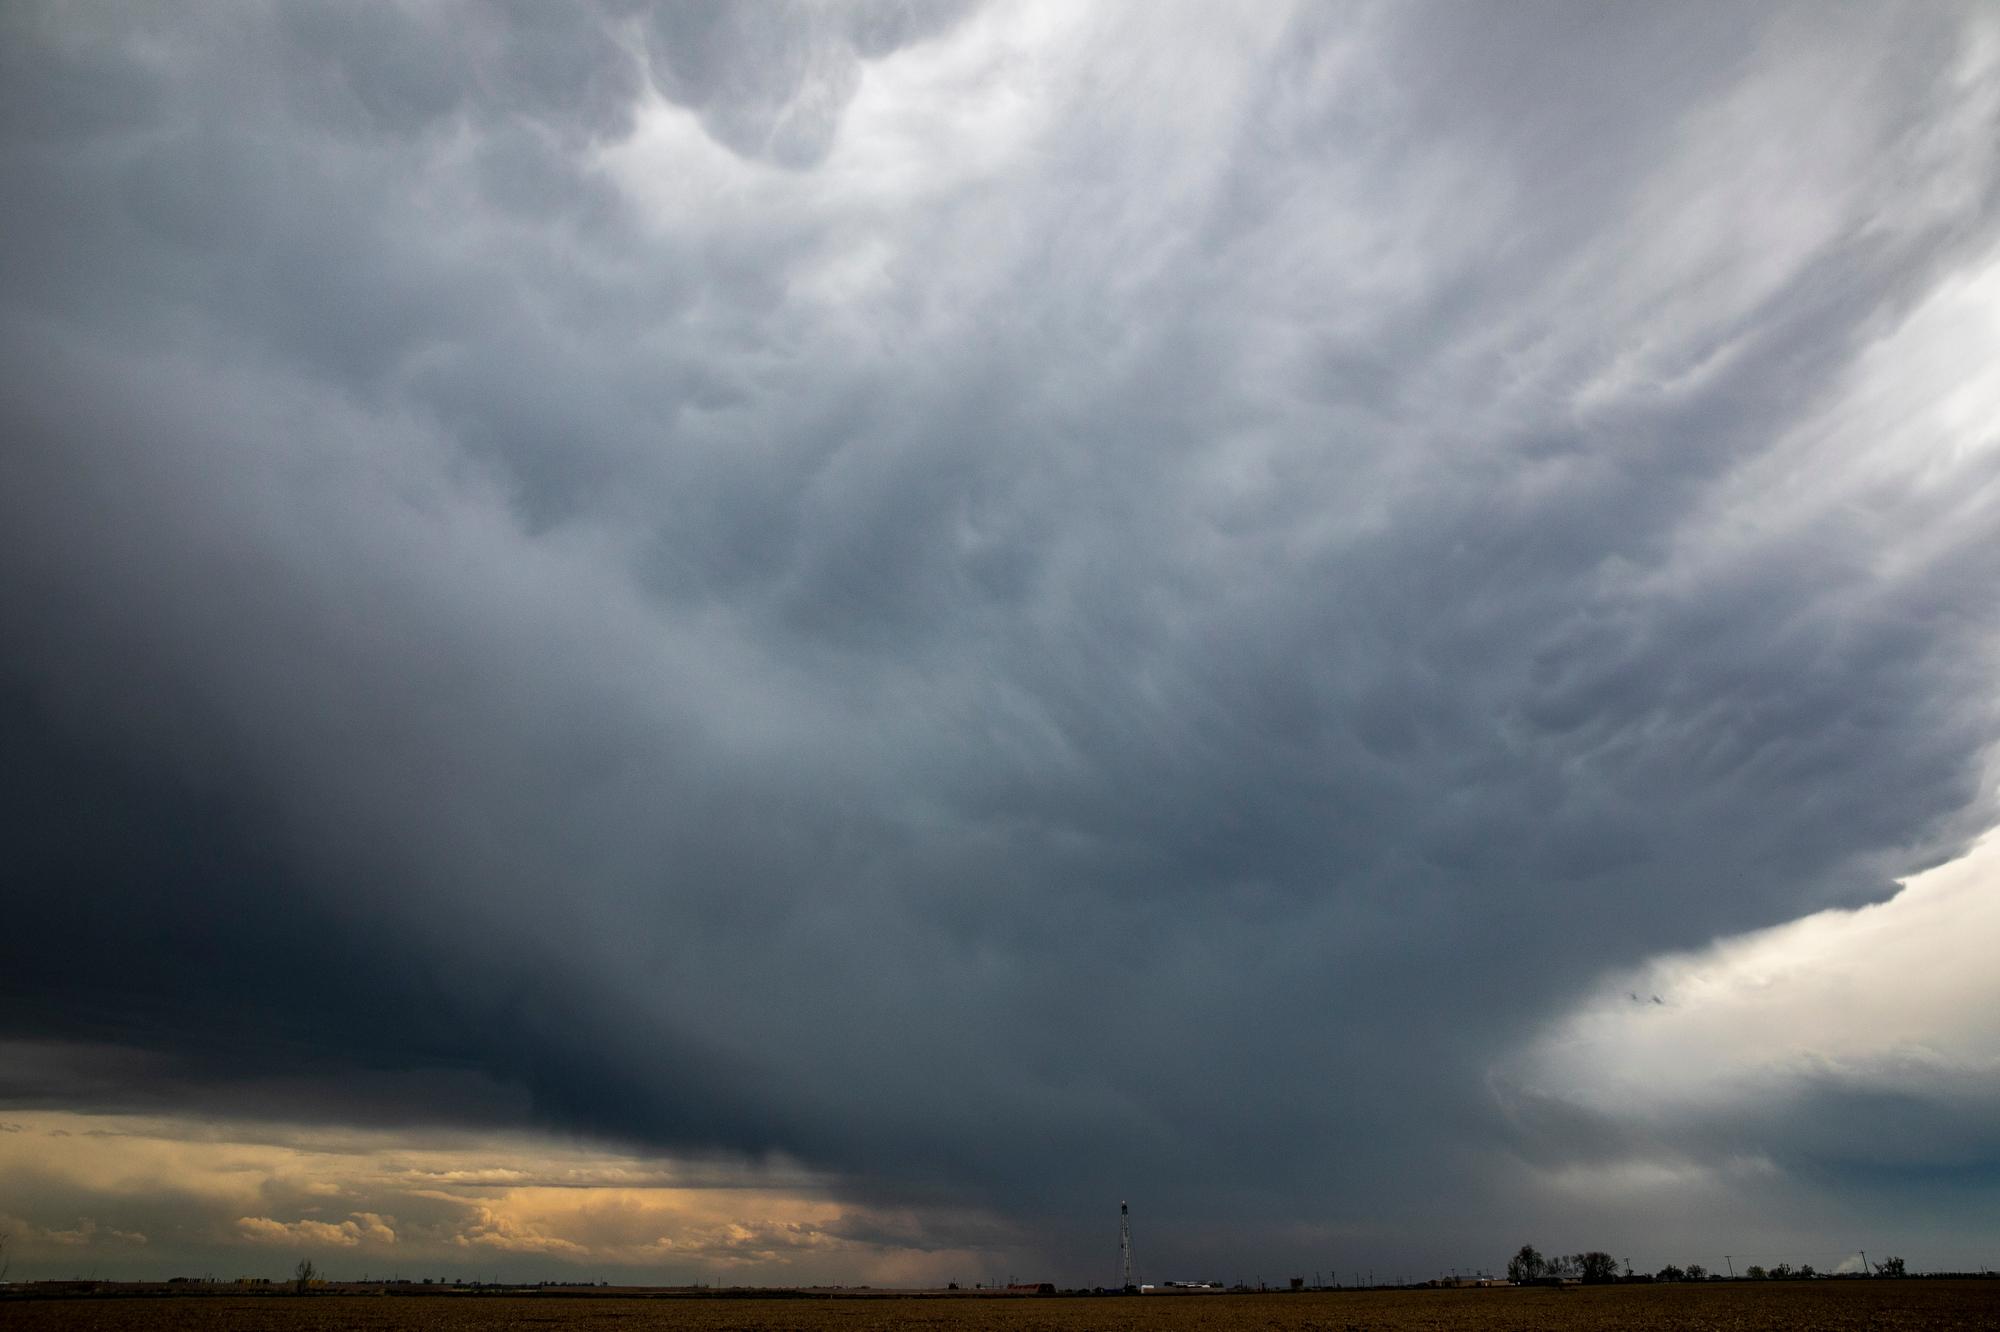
top-left (6, 1283), bottom-right (1998, 1332)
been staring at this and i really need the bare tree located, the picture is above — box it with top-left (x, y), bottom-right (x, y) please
top-left (293, 1258), bottom-right (317, 1294)
top-left (1577, 1252), bottom-right (1618, 1284)
top-left (1507, 1245), bottom-right (1546, 1283)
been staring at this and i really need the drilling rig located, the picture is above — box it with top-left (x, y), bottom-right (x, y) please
top-left (1120, 1201), bottom-right (1134, 1291)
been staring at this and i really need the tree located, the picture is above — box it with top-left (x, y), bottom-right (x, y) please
top-left (1685, 1264), bottom-right (1707, 1282)
top-left (1799, 1264), bottom-right (1816, 1280)
top-left (1576, 1252), bottom-right (1618, 1284)
top-left (1878, 1256), bottom-right (1906, 1278)
top-left (293, 1258), bottom-right (317, 1294)
top-left (1507, 1245), bottom-right (1546, 1283)
top-left (1656, 1264), bottom-right (1686, 1283)
top-left (1745, 1265), bottom-right (1768, 1281)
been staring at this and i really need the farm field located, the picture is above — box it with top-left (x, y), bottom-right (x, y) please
top-left (6, 1283), bottom-right (1998, 1332)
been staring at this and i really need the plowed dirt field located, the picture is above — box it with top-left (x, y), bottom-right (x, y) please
top-left (8, 1283), bottom-right (1999, 1331)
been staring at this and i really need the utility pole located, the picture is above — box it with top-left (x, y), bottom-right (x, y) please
top-left (1725, 1256), bottom-right (1734, 1279)
top-left (1119, 1201), bottom-right (1133, 1291)
top-left (1860, 1251), bottom-right (1871, 1276)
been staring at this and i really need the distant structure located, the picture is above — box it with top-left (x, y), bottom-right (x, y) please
top-left (1120, 1201), bottom-right (1134, 1290)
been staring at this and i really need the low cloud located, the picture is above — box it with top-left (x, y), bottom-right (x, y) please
top-left (41, 1218), bottom-right (149, 1248)
top-left (451, 1204), bottom-right (588, 1256)
top-left (238, 1213), bottom-right (397, 1248)
top-left (0, 1111), bottom-right (1020, 1284)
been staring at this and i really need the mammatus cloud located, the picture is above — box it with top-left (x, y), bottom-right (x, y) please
top-left (638, 0), bottom-right (977, 168)
top-left (3, 0), bottom-right (1999, 1285)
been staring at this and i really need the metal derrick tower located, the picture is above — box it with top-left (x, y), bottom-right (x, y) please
top-left (1120, 1201), bottom-right (1133, 1290)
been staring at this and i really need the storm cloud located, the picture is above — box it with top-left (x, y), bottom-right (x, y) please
top-left (4, 0), bottom-right (1998, 1283)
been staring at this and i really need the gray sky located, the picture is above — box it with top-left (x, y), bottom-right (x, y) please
top-left (4, 0), bottom-right (1999, 1287)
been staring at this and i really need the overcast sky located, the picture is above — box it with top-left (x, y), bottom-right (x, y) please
top-left (4, 0), bottom-right (1999, 1288)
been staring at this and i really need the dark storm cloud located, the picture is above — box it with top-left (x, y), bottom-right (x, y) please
top-left (4, 0), bottom-right (1998, 1280)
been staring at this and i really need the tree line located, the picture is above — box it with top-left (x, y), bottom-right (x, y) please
top-left (1506, 1245), bottom-right (1907, 1284)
